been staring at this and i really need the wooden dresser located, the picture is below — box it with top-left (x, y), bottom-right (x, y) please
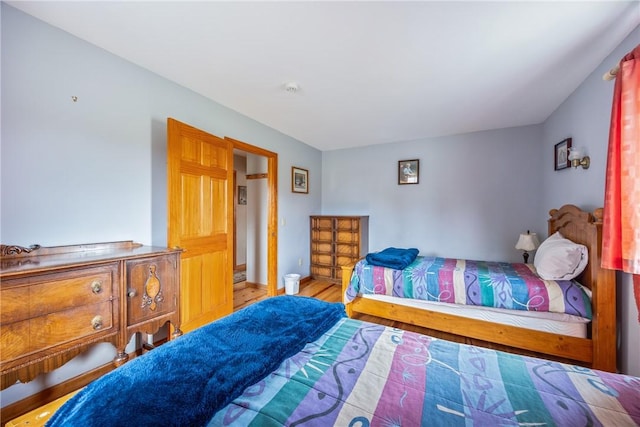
top-left (310, 216), bottom-right (369, 283)
top-left (0, 241), bottom-right (181, 391)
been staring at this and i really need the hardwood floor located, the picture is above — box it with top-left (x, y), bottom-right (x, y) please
top-left (233, 281), bottom-right (268, 310)
top-left (233, 278), bottom-right (439, 336)
top-left (233, 278), bottom-right (342, 309)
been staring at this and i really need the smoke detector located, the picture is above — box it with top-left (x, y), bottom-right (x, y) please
top-left (284, 82), bottom-right (299, 93)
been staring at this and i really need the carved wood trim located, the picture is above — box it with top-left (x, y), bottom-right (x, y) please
top-left (142, 264), bottom-right (163, 311)
top-left (0, 244), bottom-right (41, 257)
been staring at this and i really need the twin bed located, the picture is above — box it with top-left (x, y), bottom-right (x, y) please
top-left (342, 204), bottom-right (617, 372)
top-left (15, 205), bottom-right (640, 425)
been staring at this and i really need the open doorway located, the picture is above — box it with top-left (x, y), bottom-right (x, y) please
top-left (226, 137), bottom-right (278, 303)
top-left (233, 161), bottom-right (257, 311)
top-left (233, 168), bottom-right (247, 280)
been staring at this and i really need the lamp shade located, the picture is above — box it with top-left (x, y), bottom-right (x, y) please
top-left (515, 232), bottom-right (540, 251)
top-left (568, 147), bottom-right (582, 161)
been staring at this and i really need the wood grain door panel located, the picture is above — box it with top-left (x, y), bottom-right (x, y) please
top-left (168, 118), bottom-right (233, 333)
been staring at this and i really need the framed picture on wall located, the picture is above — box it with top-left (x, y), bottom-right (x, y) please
top-left (398, 159), bottom-right (419, 185)
top-left (554, 138), bottom-right (572, 171)
top-left (237, 185), bottom-right (247, 205)
top-left (292, 166), bottom-right (308, 194)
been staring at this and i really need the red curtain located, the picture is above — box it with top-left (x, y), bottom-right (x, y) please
top-left (602, 44), bottom-right (640, 321)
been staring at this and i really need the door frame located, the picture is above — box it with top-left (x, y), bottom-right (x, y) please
top-left (226, 137), bottom-right (278, 297)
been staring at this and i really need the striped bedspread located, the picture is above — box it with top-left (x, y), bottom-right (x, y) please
top-left (210, 318), bottom-right (640, 426)
top-left (345, 256), bottom-right (592, 318)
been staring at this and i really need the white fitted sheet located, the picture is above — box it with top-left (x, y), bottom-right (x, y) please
top-left (362, 294), bottom-right (589, 338)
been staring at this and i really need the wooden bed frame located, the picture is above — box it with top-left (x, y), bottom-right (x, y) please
top-left (341, 205), bottom-right (617, 372)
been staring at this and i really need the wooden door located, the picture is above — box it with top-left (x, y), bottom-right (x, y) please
top-left (167, 118), bottom-right (233, 333)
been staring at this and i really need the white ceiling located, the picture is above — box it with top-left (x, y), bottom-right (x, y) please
top-left (7, 1), bottom-right (640, 151)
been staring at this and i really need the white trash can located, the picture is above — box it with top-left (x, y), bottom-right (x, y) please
top-left (284, 273), bottom-right (300, 295)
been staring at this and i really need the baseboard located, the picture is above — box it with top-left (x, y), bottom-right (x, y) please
top-left (245, 281), bottom-right (266, 289)
top-left (235, 276), bottom-right (311, 294)
top-left (276, 275), bottom-right (312, 295)
top-left (1, 363), bottom-right (113, 422)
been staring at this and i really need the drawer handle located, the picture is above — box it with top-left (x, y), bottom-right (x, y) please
top-left (91, 281), bottom-right (103, 294)
top-left (91, 315), bottom-right (103, 330)
top-left (127, 289), bottom-right (137, 298)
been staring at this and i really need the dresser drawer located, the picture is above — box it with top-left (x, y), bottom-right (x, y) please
top-left (31, 271), bottom-right (114, 318)
top-left (31, 301), bottom-right (115, 350)
top-left (1, 301), bottom-right (115, 363)
top-left (1, 265), bottom-right (117, 324)
top-left (311, 253), bottom-right (332, 266)
top-left (0, 287), bottom-right (29, 325)
top-left (0, 321), bottom-right (30, 361)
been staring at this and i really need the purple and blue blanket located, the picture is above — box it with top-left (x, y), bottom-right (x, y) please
top-left (212, 318), bottom-right (640, 426)
top-left (45, 299), bottom-right (639, 426)
top-left (345, 256), bottom-right (592, 319)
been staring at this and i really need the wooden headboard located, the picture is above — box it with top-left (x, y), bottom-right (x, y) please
top-left (548, 204), bottom-right (603, 292)
top-left (548, 204), bottom-right (616, 371)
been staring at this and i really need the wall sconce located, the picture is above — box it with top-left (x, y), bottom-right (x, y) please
top-left (567, 147), bottom-right (590, 169)
top-left (515, 230), bottom-right (540, 263)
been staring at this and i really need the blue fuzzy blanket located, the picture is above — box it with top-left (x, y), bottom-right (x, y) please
top-left (366, 247), bottom-right (419, 269)
top-left (46, 296), bottom-right (346, 427)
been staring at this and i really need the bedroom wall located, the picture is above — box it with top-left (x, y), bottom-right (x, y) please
top-left (322, 125), bottom-right (544, 264)
top-left (0, 3), bottom-right (321, 406)
top-left (541, 25), bottom-right (640, 376)
top-left (0, 3), bottom-right (321, 281)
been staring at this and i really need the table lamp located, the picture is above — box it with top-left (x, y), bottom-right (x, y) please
top-left (515, 230), bottom-right (540, 263)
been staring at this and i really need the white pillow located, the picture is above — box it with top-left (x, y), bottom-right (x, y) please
top-left (534, 231), bottom-right (588, 280)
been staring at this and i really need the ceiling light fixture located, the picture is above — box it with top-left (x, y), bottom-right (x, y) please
top-left (284, 82), bottom-right (299, 94)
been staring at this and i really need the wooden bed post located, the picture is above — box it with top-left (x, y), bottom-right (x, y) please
top-left (590, 209), bottom-right (617, 372)
top-left (341, 264), bottom-right (354, 317)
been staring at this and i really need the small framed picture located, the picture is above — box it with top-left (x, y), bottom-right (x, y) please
top-left (292, 166), bottom-right (308, 194)
top-left (237, 185), bottom-right (247, 205)
top-left (398, 159), bottom-right (419, 185)
top-left (554, 138), bottom-right (572, 171)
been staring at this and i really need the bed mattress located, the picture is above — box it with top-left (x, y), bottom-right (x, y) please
top-left (347, 256), bottom-right (593, 318)
top-left (363, 293), bottom-right (589, 338)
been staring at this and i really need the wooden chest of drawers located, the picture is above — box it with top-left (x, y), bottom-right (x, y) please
top-left (0, 241), bottom-right (181, 391)
top-left (310, 216), bottom-right (369, 283)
